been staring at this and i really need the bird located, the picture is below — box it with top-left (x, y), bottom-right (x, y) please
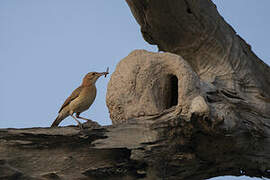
top-left (51, 68), bottom-right (109, 129)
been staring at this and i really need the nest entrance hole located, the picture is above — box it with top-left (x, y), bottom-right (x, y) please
top-left (166, 75), bottom-right (178, 109)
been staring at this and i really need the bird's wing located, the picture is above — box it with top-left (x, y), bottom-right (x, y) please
top-left (58, 86), bottom-right (82, 113)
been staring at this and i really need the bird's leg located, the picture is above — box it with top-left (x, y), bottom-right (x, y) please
top-left (75, 113), bottom-right (100, 128)
top-left (71, 114), bottom-right (83, 129)
top-left (76, 113), bottom-right (93, 122)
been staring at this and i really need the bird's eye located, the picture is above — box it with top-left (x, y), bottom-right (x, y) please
top-left (93, 73), bottom-right (96, 75)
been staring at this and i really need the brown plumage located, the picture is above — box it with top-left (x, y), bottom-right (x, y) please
top-left (51, 69), bottom-right (109, 128)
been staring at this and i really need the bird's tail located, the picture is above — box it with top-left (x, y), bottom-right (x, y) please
top-left (51, 115), bottom-right (64, 127)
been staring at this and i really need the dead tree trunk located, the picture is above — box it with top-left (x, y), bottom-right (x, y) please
top-left (0, 0), bottom-right (270, 180)
top-left (122, 0), bottom-right (270, 178)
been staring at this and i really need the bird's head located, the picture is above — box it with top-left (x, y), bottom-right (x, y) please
top-left (82, 71), bottom-right (108, 86)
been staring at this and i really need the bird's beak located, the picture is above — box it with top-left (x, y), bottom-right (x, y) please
top-left (99, 67), bottom-right (109, 77)
top-left (97, 72), bottom-right (108, 77)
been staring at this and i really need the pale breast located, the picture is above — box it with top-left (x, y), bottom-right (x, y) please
top-left (69, 85), bottom-right (97, 114)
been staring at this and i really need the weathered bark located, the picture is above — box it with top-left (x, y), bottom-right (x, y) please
top-left (1, 117), bottom-right (270, 180)
top-left (1, 0), bottom-right (270, 180)
top-left (105, 49), bottom-right (270, 179)
top-left (118, 0), bottom-right (270, 178)
top-left (124, 0), bottom-right (270, 178)
top-left (125, 0), bottom-right (270, 114)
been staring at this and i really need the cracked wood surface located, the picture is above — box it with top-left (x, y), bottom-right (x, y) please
top-left (1, 115), bottom-right (270, 180)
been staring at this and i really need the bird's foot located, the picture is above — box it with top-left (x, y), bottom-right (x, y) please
top-left (83, 120), bottom-right (101, 128)
top-left (77, 122), bottom-right (84, 129)
top-left (75, 115), bottom-right (100, 128)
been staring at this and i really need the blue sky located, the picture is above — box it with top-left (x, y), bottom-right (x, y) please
top-left (0, 1), bottom-right (269, 180)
